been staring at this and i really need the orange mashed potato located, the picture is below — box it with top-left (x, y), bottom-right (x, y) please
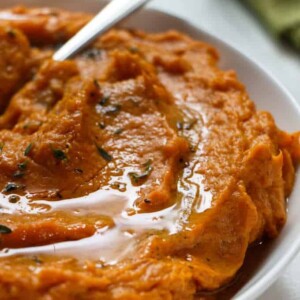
top-left (0, 6), bottom-right (299, 300)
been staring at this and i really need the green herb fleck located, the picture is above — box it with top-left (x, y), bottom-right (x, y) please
top-left (176, 121), bottom-right (184, 130)
top-left (13, 170), bottom-right (25, 178)
top-left (98, 122), bottom-right (106, 129)
top-left (0, 143), bottom-right (4, 153)
top-left (105, 104), bottom-right (121, 115)
top-left (3, 183), bottom-right (18, 193)
top-left (189, 145), bottom-right (196, 153)
top-left (129, 172), bottom-right (148, 184)
top-left (128, 159), bottom-right (153, 185)
top-left (114, 128), bottom-right (123, 135)
top-left (96, 145), bottom-right (112, 162)
top-left (56, 191), bottom-right (63, 199)
top-left (177, 119), bottom-right (197, 131)
top-left (6, 29), bottom-right (16, 38)
top-left (143, 159), bottom-right (152, 171)
top-left (18, 161), bottom-right (28, 171)
top-left (32, 256), bottom-right (43, 264)
top-left (129, 98), bottom-right (140, 107)
top-left (51, 147), bottom-right (67, 161)
top-left (129, 46), bottom-right (139, 53)
top-left (24, 143), bottom-right (33, 156)
top-left (99, 95), bottom-right (110, 106)
top-left (93, 79), bottom-right (100, 89)
top-left (184, 119), bottom-right (197, 130)
top-left (0, 225), bottom-right (12, 234)
top-left (74, 168), bottom-right (83, 174)
top-left (83, 48), bottom-right (102, 59)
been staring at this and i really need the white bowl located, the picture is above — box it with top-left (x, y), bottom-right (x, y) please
top-left (1, 1), bottom-right (299, 299)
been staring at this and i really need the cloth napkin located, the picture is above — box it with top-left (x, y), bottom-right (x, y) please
top-left (244, 0), bottom-right (300, 50)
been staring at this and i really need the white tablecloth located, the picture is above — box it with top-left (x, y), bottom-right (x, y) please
top-left (150, 1), bottom-right (300, 299)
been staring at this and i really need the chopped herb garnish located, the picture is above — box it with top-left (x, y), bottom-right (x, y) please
top-left (129, 172), bottom-right (149, 184)
top-left (128, 159), bottom-right (153, 185)
top-left (56, 191), bottom-right (63, 199)
top-left (129, 46), bottom-right (139, 53)
top-left (18, 161), bottom-right (28, 171)
top-left (189, 145), bottom-right (196, 153)
top-left (3, 183), bottom-right (18, 193)
top-left (32, 256), bottom-right (43, 264)
top-left (99, 95), bottom-right (110, 106)
top-left (184, 119), bottom-right (197, 130)
top-left (96, 145), bottom-right (113, 162)
top-left (129, 98), bottom-right (140, 107)
top-left (93, 79), bottom-right (100, 89)
top-left (6, 29), bottom-right (16, 38)
top-left (51, 147), bottom-right (67, 161)
top-left (0, 143), bottom-right (4, 153)
top-left (74, 168), bottom-right (83, 174)
top-left (143, 159), bottom-right (152, 172)
top-left (13, 170), bottom-right (25, 178)
top-left (176, 119), bottom-right (197, 131)
top-left (0, 225), bottom-right (12, 234)
top-left (114, 128), bottom-right (123, 135)
top-left (24, 143), bottom-right (33, 156)
top-left (98, 122), bottom-right (106, 129)
top-left (176, 121), bottom-right (184, 130)
top-left (105, 104), bottom-right (121, 115)
top-left (83, 48), bottom-right (102, 59)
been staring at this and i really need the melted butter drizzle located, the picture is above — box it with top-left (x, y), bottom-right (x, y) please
top-left (0, 12), bottom-right (28, 21)
top-left (0, 116), bottom-right (213, 265)
top-left (176, 106), bottom-right (212, 229)
top-left (0, 188), bottom-right (179, 264)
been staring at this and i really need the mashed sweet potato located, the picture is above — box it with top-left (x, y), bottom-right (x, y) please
top-left (0, 6), bottom-right (299, 300)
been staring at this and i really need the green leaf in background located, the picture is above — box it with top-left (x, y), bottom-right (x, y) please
top-left (0, 224), bottom-right (12, 234)
top-left (244, 0), bottom-right (300, 50)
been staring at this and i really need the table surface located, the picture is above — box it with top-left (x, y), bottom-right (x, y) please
top-left (149, 0), bottom-right (300, 299)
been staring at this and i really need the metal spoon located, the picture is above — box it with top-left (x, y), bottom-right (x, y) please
top-left (53, 0), bottom-right (150, 61)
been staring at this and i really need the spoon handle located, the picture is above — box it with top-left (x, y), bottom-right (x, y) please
top-left (53, 0), bottom-right (150, 61)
